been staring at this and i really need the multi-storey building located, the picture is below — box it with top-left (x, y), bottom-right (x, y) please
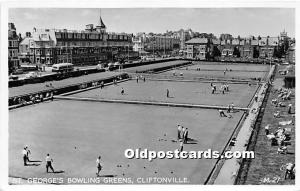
top-left (259, 37), bottom-right (279, 58)
top-left (144, 35), bottom-right (180, 54)
top-left (132, 36), bottom-right (145, 55)
top-left (239, 38), bottom-right (252, 58)
top-left (18, 16), bottom-right (137, 66)
top-left (8, 23), bottom-right (20, 72)
top-left (185, 35), bottom-right (282, 60)
top-left (185, 38), bottom-right (209, 60)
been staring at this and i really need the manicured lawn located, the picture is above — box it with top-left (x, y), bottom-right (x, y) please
top-left (9, 100), bottom-right (244, 184)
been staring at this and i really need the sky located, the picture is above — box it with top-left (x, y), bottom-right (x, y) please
top-left (9, 8), bottom-right (295, 38)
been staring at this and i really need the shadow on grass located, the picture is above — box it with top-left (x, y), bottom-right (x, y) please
top-left (28, 160), bottom-right (42, 163)
top-left (26, 163), bottom-right (41, 166)
top-left (97, 174), bottom-right (117, 177)
top-left (53, 170), bottom-right (65, 174)
top-left (185, 138), bottom-right (198, 144)
top-left (286, 152), bottom-right (295, 155)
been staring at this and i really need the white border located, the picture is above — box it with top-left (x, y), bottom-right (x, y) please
top-left (0, 1), bottom-right (299, 191)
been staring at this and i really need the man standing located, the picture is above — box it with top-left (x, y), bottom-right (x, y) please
top-left (96, 156), bottom-right (102, 177)
top-left (25, 146), bottom-right (31, 162)
top-left (167, 89), bottom-right (170, 98)
top-left (121, 88), bottom-right (125, 95)
top-left (181, 126), bottom-right (186, 141)
top-left (22, 147), bottom-right (27, 166)
top-left (177, 124), bottom-right (182, 140)
top-left (179, 140), bottom-right (184, 152)
top-left (183, 128), bottom-right (189, 144)
top-left (45, 154), bottom-right (55, 173)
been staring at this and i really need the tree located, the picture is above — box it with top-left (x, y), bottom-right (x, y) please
top-left (233, 47), bottom-right (240, 57)
top-left (253, 46), bottom-right (260, 58)
top-left (211, 46), bottom-right (221, 59)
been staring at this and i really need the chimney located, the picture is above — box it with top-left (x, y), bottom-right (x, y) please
top-left (26, 32), bottom-right (32, 37)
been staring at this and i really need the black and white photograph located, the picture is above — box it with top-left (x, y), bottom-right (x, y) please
top-left (0, 0), bottom-right (298, 190)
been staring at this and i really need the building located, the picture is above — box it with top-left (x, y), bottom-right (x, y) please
top-left (18, 15), bottom-right (137, 66)
top-left (259, 37), bottom-right (279, 58)
top-left (287, 43), bottom-right (295, 64)
top-left (8, 23), bottom-right (20, 73)
top-left (239, 38), bottom-right (253, 58)
top-left (185, 38), bottom-right (209, 60)
top-left (144, 34), bottom-right (180, 55)
top-left (220, 39), bottom-right (234, 57)
top-left (220, 33), bottom-right (233, 41)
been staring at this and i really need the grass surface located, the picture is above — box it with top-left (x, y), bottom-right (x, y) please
top-left (9, 100), bottom-right (244, 184)
top-left (70, 80), bottom-right (258, 108)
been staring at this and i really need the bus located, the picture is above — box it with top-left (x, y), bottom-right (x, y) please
top-left (52, 63), bottom-right (74, 73)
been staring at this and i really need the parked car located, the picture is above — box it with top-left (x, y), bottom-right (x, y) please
top-left (25, 71), bottom-right (38, 79)
top-left (12, 69), bottom-right (24, 75)
top-left (9, 75), bottom-right (19, 80)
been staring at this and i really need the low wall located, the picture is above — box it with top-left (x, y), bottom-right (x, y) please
top-left (8, 73), bottom-right (129, 108)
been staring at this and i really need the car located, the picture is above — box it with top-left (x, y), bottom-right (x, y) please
top-left (25, 71), bottom-right (38, 79)
top-left (12, 69), bottom-right (24, 75)
top-left (9, 75), bottom-right (19, 80)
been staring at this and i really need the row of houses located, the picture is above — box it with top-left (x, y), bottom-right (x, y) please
top-left (185, 37), bottom-right (284, 60)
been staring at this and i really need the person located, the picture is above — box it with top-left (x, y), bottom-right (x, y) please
top-left (181, 126), bottom-right (186, 140)
top-left (221, 85), bottom-right (225, 94)
top-left (213, 84), bottom-right (217, 91)
top-left (254, 94), bottom-right (258, 102)
top-left (22, 147), bottom-right (27, 166)
top-left (136, 76), bottom-right (139, 83)
top-left (31, 95), bottom-right (36, 104)
top-left (288, 104), bottom-right (292, 114)
top-left (46, 154), bottom-right (55, 173)
top-left (183, 128), bottom-right (189, 144)
top-left (211, 87), bottom-right (215, 94)
top-left (121, 88), bottom-right (124, 95)
top-left (177, 124), bottom-right (182, 140)
top-left (224, 70), bottom-right (226, 76)
top-left (167, 89), bottom-right (170, 98)
top-left (143, 76), bottom-right (146, 82)
top-left (50, 92), bottom-right (54, 101)
top-left (25, 146), bottom-right (31, 162)
top-left (264, 124), bottom-right (270, 135)
top-left (179, 140), bottom-right (184, 152)
top-left (96, 156), bottom-right (102, 177)
top-left (284, 163), bottom-right (295, 180)
top-left (40, 94), bottom-right (44, 102)
top-left (100, 81), bottom-right (104, 89)
top-left (219, 109), bottom-right (227, 117)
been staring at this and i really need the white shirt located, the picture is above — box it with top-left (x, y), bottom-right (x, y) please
top-left (46, 156), bottom-right (52, 162)
top-left (22, 149), bottom-right (27, 155)
top-left (177, 125), bottom-right (182, 131)
top-left (96, 159), bottom-right (102, 167)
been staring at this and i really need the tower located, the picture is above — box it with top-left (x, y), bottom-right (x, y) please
top-left (96, 9), bottom-right (106, 33)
